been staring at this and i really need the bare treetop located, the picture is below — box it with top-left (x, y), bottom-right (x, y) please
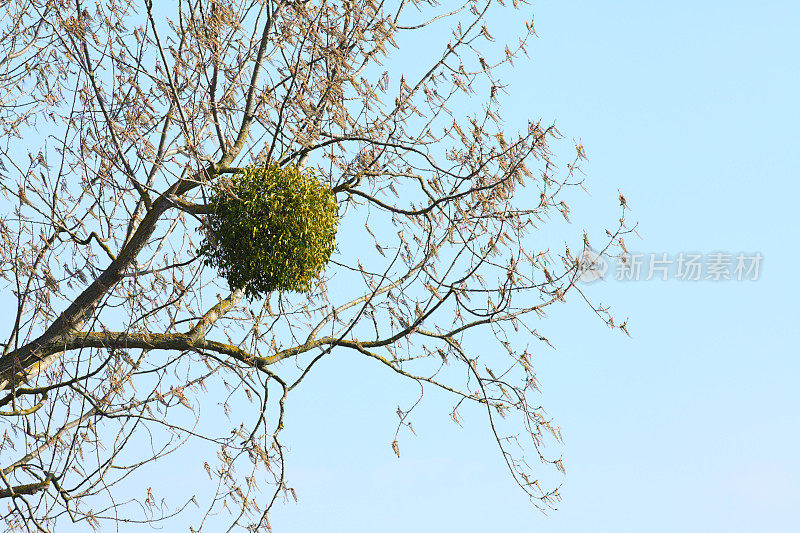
top-left (0, 1), bottom-right (631, 530)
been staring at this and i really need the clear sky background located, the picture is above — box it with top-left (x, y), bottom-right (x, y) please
top-left (266, 1), bottom-right (800, 531)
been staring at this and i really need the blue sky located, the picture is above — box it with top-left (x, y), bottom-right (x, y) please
top-left (267, 2), bottom-right (800, 531)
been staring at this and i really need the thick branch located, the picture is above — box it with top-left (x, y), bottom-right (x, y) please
top-left (53, 331), bottom-right (273, 369)
top-left (188, 289), bottom-right (245, 341)
top-left (0, 475), bottom-right (52, 499)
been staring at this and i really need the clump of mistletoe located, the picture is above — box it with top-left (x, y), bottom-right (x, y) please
top-left (200, 164), bottom-right (338, 298)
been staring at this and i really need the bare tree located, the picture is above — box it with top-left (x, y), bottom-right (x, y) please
top-left (0, 0), bottom-right (632, 530)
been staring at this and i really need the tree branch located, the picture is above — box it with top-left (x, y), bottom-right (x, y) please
top-left (0, 475), bottom-right (53, 499)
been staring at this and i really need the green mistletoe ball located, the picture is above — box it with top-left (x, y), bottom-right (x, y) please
top-left (200, 164), bottom-right (338, 298)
